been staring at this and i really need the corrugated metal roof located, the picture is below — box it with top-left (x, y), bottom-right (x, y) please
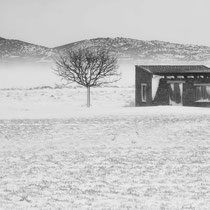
top-left (137, 65), bottom-right (210, 74)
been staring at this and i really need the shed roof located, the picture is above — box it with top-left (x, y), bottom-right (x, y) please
top-left (136, 65), bottom-right (210, 75)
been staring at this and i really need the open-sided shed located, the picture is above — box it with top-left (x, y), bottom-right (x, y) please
top-left (135, 65), bottom-right (210, 106)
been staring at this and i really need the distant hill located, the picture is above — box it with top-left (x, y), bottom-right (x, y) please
top-left (0, 37), bottom-right (54, 63)
top-left (1, 36), bottom-right (210, 64)
top-left (55, 37), bottom-right (210, 64)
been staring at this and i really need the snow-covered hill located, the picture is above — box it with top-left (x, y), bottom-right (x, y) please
top-left (1, 36), bottom-right (210, 64)
top-left (0, 37), bottom-right (55, 63)
top-left (55, 37), bottom-right (210, 64)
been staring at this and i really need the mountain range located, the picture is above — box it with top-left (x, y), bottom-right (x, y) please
top-left (1, 36), bottom-right (210, 64)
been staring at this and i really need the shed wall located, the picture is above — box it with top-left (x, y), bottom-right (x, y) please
top-left (135, 66), bottom-right (152, 106)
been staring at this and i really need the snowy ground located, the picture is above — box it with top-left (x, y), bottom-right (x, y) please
top-left (1, 88), bottom-right (210, 209)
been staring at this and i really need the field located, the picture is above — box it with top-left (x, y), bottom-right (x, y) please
top-left (0, 87), bottom-right (210, 210)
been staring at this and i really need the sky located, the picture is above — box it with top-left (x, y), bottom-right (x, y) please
top-left (0, 0), bottom-right (210, 47)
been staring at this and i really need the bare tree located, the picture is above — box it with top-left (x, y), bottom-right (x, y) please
top-left (54, 47), bottom-right (120, 107)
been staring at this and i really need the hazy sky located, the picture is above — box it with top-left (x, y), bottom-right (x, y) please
top-left (0, 0), bottom-right (210, 47)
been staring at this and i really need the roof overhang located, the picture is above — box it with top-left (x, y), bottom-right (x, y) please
top-left (136, 65), bottom-right (210, 76)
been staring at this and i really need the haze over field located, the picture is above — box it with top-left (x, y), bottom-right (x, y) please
top-left (1, 37), bottom-right (210, 89)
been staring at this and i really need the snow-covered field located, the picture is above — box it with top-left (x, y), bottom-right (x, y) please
top-left (1, 87), bottom-right (210, 210)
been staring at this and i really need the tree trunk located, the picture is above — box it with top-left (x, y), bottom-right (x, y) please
top-left (87, 86), bottom-right (90, 107)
